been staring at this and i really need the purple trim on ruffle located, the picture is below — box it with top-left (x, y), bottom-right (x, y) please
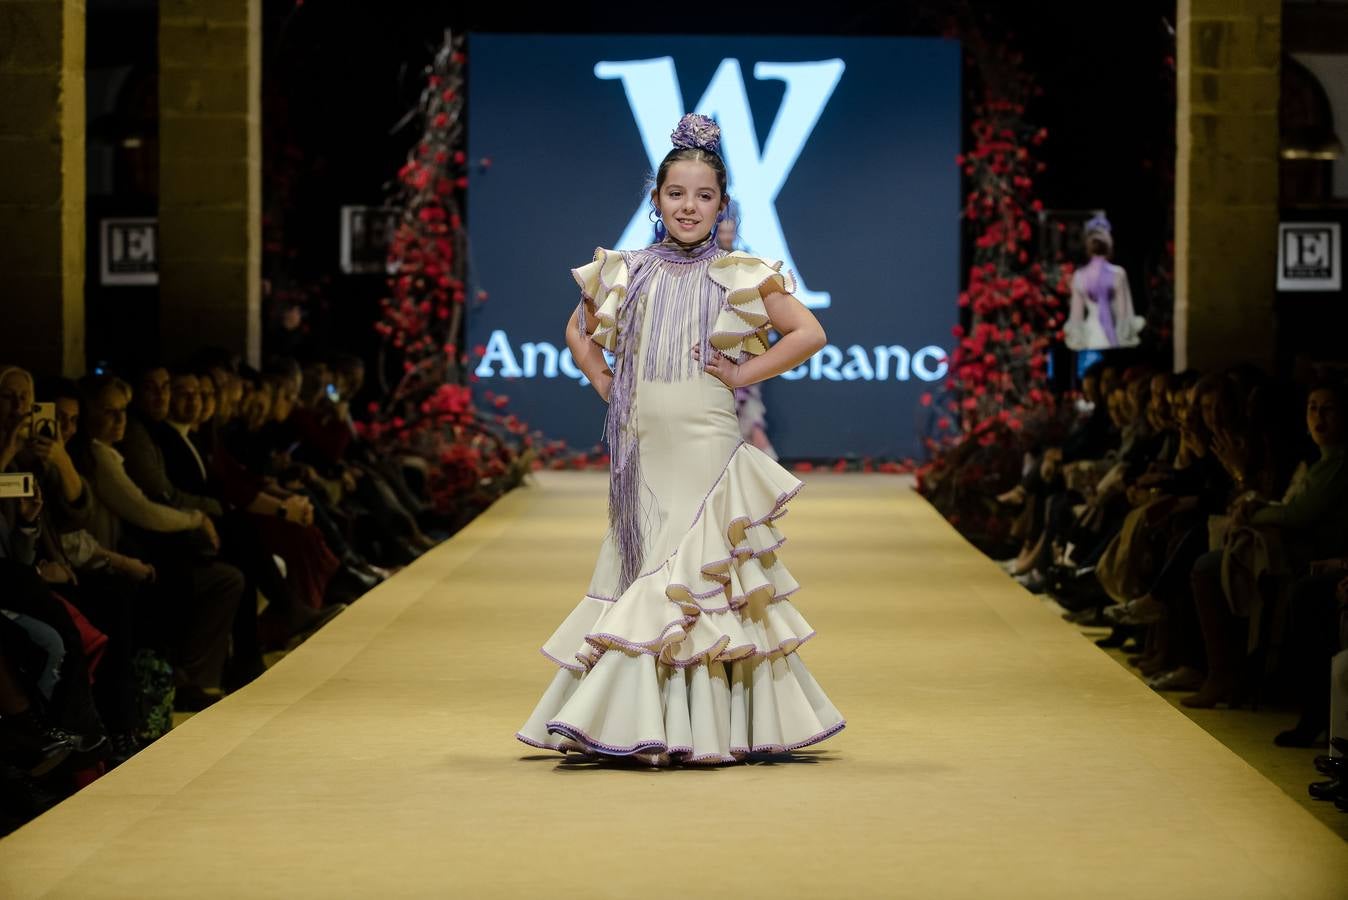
top-left (544, 722), bottom-right (669, 757)
top-left (666, 580), bottom-right (732, 601)
top-left (514, 731), bottom-right (557, 751)
top-left (629, 443), bottom-right (802, 583)
top-left (537, 442), bottom-right (810, 675)
top-left (584, 615), bottom-right (694, 656)
top-left (688, 583), bottom-right (801, 614)
top-left (541, 718), bottom-right (846, 763)
top-left (586, 593), bottom-right (618, 603)
top-left (665, 630), bottom-right (817, 668)
top-left (732, 535), bottom-right (787, 559)
top-left (685, 533), bottom-right (788, 586)
top-left (665, 575), bottom-right (796, 610)
top-left (539, 646), bottom-right (585, 672)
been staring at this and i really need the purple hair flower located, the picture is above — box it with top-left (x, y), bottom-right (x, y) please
top-left (670, 114), bottom-right (721, 154)
top-left (1084, 214), bottom-right (1112, 236)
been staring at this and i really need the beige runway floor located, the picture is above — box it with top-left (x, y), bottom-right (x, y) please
top-left (2, 471), bottom-right (1346, 898)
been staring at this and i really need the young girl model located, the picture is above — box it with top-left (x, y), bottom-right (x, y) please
top-left (515, 114), bottom-right (845, 765)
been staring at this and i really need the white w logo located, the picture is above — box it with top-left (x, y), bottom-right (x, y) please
top-left (596, 57), bottom-right (845, 309)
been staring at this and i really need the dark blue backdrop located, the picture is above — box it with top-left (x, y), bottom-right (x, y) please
top-left (468, 34), bottom-right (960, 458)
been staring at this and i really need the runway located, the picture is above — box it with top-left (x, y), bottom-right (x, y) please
top-left (2, 471), bottom-right (1345, 898)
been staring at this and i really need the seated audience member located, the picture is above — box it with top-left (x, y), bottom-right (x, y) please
top-left (77, 375), bottom-right (242, 711)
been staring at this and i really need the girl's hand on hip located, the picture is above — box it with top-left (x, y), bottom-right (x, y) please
top-left (692, 344), bottom-right (742, 390)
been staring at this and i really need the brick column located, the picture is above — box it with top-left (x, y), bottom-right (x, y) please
top-left (1175, 0), bottom-right (1281, 372)
top-left (159, 0), bottom-right (261, 366)
top-left (0, 0), bottom-right (85, 376)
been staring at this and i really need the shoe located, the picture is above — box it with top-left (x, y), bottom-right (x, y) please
top-left (633, 750), bottom-right (671, 768)
top-left (1309, 777), bottom-right (1342, 801)
top-left (1014, 571), bottom-right (1046, 594)
top-left (1275, 725), bottom-right (1327, 748)
top-left (1106, 596), bottom-right (1166, 626)
top-left (1137, 656), bottom-right (1171, 677)
top-left (1148, 667), bottom-right (1205, 692)
top-left (342, 564), bottom-right (380, 591)
top-left (45, 725), bottom-right (106, 755)
top-left (1180, 679), bottom-right (1236, 709)
top-left (1066, 607), bottom-right (1113, 628)
top-left (1315, 755), bottom-right (1346, 777)
top-left (1331, 736), bottom-right (1348, 756)
top-left (1095, 628), bottom-right (1131, 649)
top-left (0, 712), bottom-right (76, 778)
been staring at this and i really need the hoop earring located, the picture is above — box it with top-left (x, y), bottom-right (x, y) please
top-left (649, 207), bottom-right (666, 241)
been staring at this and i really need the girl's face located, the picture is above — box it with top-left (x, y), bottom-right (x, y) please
top-left (653, 160), bottom-right (725, 245)
top-left (1307, 389), bottom-right (1344, 449)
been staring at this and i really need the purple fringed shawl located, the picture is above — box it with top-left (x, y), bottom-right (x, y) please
top-left (1084, 256), bottom-right (1118, 348)
top-left (578, 235), bottom-right (725, 595)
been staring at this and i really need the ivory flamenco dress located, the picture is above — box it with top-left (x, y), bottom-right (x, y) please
top-left (514, 237), bottom-right (845, 763)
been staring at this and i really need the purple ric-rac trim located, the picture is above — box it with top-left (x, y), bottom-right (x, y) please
top-left (622, 441), bottom-right (798, 585)
top-left (731, 535), bottom-right (787, 559)
top-left (666, 635), bottom-right (732, 668)
top-left (545, 722), bottom-right (669, 757)
top-left (665, 569), bottom-right (795, 610)
top-left (570, 263), bottom-right (593, 300)
top-left (584, 614), bottom-right (694, 654)
top-left (666, 580), bottom-right (731, 602)
top-left (541, 718), bottom-right (845, 763)
top-left (667, 630), bottom-right (818, 668)
top-left (690, 536), bottom-right (788, 582)
top-left (685, 752), bottom-right (738, 765)
top-left (646, 446), bottom-right (803, 577)
top-left (539, 646), bottom-right (585, 672)
top-left (515, 731), bottom-right (558, 751)
top-left (536, 443), bottom-right (807, 675)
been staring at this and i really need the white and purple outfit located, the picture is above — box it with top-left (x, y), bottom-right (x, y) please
top-left (515, 236), bottom-right (845, 763)
top-left (1064, 256), bottom-right (1145, 351)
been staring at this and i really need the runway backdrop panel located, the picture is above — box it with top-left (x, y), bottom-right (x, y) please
top-left (467, 34), bottom-right (961, 459)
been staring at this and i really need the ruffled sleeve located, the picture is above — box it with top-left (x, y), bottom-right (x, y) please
top-left (707, 252), bottom-right (795, 357)
top-left (571, 248), bottom-right (628, 352)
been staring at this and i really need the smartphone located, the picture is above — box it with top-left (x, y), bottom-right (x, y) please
top-left (0, 472), bottom-right (35, 499)
top-left (325, 383), bottom-right (341, 403)
top-left (30, 402), bottom-right (58, 441)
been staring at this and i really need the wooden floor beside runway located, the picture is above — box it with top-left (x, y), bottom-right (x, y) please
top-left (2, 471), bottom-right (1346, 898)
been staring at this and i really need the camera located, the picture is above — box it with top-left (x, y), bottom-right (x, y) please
top-left (0, 473), bottom-right (35, 499)
top-left (30, 402), bottom-right (58, 441)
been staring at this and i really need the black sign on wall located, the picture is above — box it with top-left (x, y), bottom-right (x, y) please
top-left (100, 218), bottom-right (158, 286)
